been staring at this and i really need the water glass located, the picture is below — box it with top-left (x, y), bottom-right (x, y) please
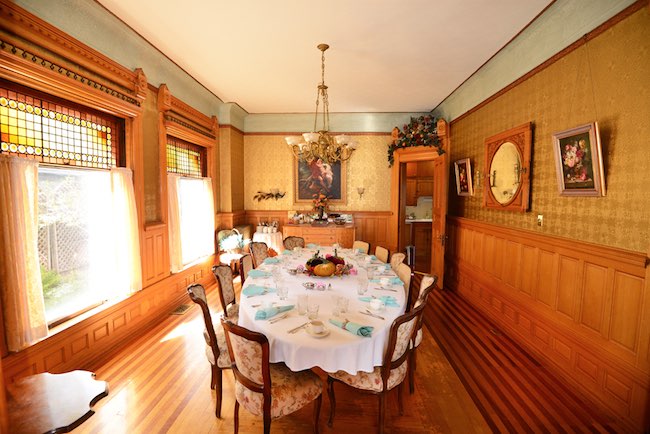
top-left (337, 296), bottom-right (349, 314)
top-left (297, 294), bottom-right (308, 315)
top-left (367, 268), bottom-right (375, 281)
top-left (356, 277), bottom-right (368, 295)
top-left (307, 303), bottom-right (320, 320)
top-left (277, 285), bottom-right (288, 300)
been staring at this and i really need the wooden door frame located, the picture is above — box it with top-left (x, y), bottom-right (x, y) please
top-left (388, 119), bottom-right (449, 271)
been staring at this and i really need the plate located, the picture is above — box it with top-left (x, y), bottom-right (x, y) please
top-left (305, 327), bottom-right (330, 338)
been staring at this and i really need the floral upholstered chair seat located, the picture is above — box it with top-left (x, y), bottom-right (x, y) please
top-left (283, 236), bottom-right (305, 251)
top-left (328, 363), bottom-right (408, 392)
top-left (203, 327), bottom-right (231, 368)
top-left (235, 363), bottom-right (322, 419)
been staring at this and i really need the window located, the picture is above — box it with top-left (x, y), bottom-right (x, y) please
top-left (167, 137), bottom-right (214, 271)
top-left (0, 83), bottom-right (138, 326)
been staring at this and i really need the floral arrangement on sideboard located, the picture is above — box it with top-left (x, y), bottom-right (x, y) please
top-left (387, 115), bottom-right (444, 166)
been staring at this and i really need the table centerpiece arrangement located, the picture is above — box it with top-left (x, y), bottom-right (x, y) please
top-left (304, 250), bottom-right (352, 277)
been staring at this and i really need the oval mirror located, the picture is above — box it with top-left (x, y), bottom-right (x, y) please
top-left (489, 141), bottom-right (521, 204)
top-left (483, 123), bottom-right (532, 212)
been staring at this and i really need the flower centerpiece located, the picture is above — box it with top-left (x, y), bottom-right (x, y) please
top-left (312, 192), bottom-right (329, 220)
top-left (305, 250), bottom-right (352, 277)
top-left (387, 115), bottom-right (444, 166)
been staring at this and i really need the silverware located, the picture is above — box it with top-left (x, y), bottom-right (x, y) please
top-left (269, 313), bottom-right (288, 324)
top-left (360, 310), bottom-right (385, 320)
top-left (287, 322), bottom-right (309, 333)
top-left (376, 287), bottom-right (397, 292)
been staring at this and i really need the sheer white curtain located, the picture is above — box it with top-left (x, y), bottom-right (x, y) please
top-left (168, 175), bottom-right (215, 273)
top-left (168, 174), bottom-right (183, 273)
top-left (110, 168), bottom-right (142, 295)
top-left (0, 156), bottom-right (47, 351)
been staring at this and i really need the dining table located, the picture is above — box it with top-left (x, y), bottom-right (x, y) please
top-left (238, 246), bottom-right (407, 374)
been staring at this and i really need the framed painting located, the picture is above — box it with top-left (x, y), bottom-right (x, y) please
top-left (294, 157), bottom-right (346, 204)
top-left (552, 122), bottom-right (605, 197)
top-left (454, 158), bottom-right (473, 196)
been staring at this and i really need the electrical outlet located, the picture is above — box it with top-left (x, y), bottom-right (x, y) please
top-left (537, 214), bottom-right (543, 227)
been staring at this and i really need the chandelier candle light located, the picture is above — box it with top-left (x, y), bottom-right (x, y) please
top-left (285, 44), bottom-right (356, 164)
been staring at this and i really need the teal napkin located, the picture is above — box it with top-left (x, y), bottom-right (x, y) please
top-left (370, 277), bottom-right (402, 285)
top-left (242, 285), bottom-right (276, 297)
top-left (281, 250), bottom-right (292, 255)
top-left (328, 318), bottom-right (373, 337)
top-left (263, 257), bottom-right (280, 264)
top-left (368, 255), bottom-right (377, 260)
top-left (358, 295), bottom-right (399, 307)
top-left (248, 269), bottom-right (271, 278)
top-left (307, 243), bottom-right (319, 248)
top-left (255, 305), bottom-right (294, 320)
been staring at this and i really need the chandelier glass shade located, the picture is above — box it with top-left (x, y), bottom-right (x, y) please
top-left (285, 44), bottom-right (356, 164)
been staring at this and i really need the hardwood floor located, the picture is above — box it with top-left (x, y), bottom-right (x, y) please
top-left (75, 279), bottom-right (488, 434)
top-left (73, 275), bottom-right (623, 433)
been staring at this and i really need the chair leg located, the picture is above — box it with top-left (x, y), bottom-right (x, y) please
top-left (234, 400), bottom-right (240, 434)
top-left (327, 377), bottom-right (336, 427)
top-left (263, 411), bottom-right (271, 434)
top-left (211, 364), bottom-right (216, 389)
top-left (398, 382), bottom-right (404, 416)
top-left (378, 393), bottom-right (386, 434)
top-left (409, 350), bottom-right (417, 394)
top-left (215, 368), bottom-right (223, 418)
top-left (313, 393), bottom-right (322, 434)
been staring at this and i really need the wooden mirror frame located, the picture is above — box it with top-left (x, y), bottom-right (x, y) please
top-left (483, 122), bottom-right (532, 212)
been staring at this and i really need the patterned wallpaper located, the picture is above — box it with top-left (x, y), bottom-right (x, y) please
top-left (243, 134), bottom-right (393, 212)
top-left (448, 8), bottom-right (650, 253)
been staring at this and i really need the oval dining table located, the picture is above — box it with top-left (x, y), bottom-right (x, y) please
top-left (238, 247), bottom-right (406, 374)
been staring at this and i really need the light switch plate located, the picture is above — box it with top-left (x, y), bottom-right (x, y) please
top-left (537, 214), bottom-right (543, 226)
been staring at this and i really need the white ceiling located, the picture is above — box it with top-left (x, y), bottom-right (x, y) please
top-left (96, 0), bottom-right (551, 114)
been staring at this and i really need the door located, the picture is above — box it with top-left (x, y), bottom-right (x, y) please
top-left (431, 154), bottom-right (448, 287)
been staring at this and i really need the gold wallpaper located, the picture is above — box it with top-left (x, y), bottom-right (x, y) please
top-left (449, 8), bottom-right (650, 253)
top-left (243, 134), bottom-right (393, 212)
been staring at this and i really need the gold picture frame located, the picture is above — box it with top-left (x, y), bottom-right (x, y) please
top-left (454, 158), bottom-right (473, 196)
top-left (293, 157), bottom-right (347, 205)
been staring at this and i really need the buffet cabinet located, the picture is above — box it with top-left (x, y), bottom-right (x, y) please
top-left (282, 224), bottom-right (355, 248)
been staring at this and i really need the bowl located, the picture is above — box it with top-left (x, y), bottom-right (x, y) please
top-left (302, 282), bottom-right (315, 290)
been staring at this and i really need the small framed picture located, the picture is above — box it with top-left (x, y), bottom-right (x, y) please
top-left (454, 158), bottom-right (473, 196)
top-left (552, 122), bottom-right (605, 196)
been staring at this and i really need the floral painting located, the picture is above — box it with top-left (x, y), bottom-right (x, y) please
top-left (294, 157), bottom-right (346, 204)
top-left (552, 122), bottom-right (605, 197)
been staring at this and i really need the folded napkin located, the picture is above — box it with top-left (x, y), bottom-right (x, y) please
top-left (328, 318), bottom-right (373, 337)
top-left (307, 243), bottom-right (319, 249)
top-left (368, 255), bottom-right (377, 260)
top-left (281, 250), bottom-right (292, 255)
top-left (263, 257), bottom-right (280, 264)
top-left (358, 295), bottom-right (400, 307)
top-left (255, 305), bottom-right (294, 320)
top-left (248, 269), bottom-right (271, 278)
top-left (370, 277), bottom-right (402, 285)
top-left (242, 285), bottom-right (276, 297)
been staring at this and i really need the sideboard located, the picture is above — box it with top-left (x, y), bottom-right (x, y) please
top-left (282, 223), bottom-right (355, 248)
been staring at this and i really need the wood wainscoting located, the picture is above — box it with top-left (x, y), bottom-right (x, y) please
top-left (243, 210), bottom-right (392, 252)
top-left (444, 216), bottom-right (650, 432)
top-left (2, 257), bottom-right (215, 385)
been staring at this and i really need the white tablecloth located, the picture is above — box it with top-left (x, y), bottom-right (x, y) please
top-left (238, 247), bottom-right (406, 374)
top-left (252, 231), bottom-right (283, 253)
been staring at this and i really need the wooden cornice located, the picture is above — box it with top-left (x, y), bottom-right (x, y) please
top-left (0, 0), bottom-right (145, 105)
top-left (158, 84), bottom-right (218, 143)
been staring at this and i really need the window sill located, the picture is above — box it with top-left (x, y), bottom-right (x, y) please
top-left (46, 294), bottom-right (129, 337)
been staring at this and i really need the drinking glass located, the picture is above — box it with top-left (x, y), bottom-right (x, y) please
top-left (367, 268), bottom-right (375, 281)
top-left (297, 294), bottom-right (308, 315)
top-left (356, 277), bottom-right (368, 295)
top-left (307, 303), bottom-right (320, 320)
top-left (277, 285), bottom-right (288, 300)
top-left (337, 296), bottom-right (349, 314)
top-left (331, 295), bottom-right (341, 317)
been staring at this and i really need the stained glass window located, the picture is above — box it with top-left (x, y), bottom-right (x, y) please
top-left (0, 86), bottom-right (121, 169)
top-left (166, 136), bottom-right (205, 178)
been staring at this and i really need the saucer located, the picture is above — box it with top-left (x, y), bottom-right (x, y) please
top-left (305, 327), bottom-right (330, 338)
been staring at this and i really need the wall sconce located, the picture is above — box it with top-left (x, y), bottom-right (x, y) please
top-left (356, 186), bottom-right (365, 199)
top-left (490, 170), bottom-right (497, 188)
top-left (474, 169), bottom-right (481, 189)
top-left (253, 188), bottom-right (286, 202)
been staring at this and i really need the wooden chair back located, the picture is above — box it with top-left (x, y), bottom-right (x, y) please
top-left (390, 252), bottom-right (406, 271)
top-left (352, 240), bottom-right (370, 254)
top-left (187, 284), bottom-right (221, 366)
top-left (211, 264), bottom-right (236, 318)
top-left (395, 263), bottom-right (413, 311)
top-left (239, 253), bottom-right (254, 285)
top-left (374, 246), bottom-right (389, 263)
top-left (249, 241), bottom-right (269, 268)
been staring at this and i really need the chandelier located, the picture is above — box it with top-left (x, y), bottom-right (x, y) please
top-left (285, 44), bottom-right (356, 164)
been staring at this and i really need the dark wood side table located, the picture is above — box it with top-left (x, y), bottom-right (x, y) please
top-left (6, 370), bottom-right (108, 434)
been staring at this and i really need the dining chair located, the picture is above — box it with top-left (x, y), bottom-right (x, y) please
top-left (374, 246), bottom-right (389, 263)
top-left (395, 262), bottom-right (413, 311)
top-left (327, 302), bottom-right (426, 434)
top-left (211, 264), bottom-right (239, 321)
top-left (239, 253), bottom-right (254, 285)
top-left (221, 319), bottom-right (323, 434)
top-left (249, 241), bottom-right (269, 268)
top-left (389, 252), bottom-right (406, 272)
top-left (408, 274), bottom-right (438, 394)
top-left (186, 284), bottom-right (231, 418)
top-left (352, 240), bottom-right (370, 254)
top-left (283, 236), bottom-right (305, 250)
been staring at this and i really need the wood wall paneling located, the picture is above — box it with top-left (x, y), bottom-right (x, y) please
top-left (446, 216), bottom-right (649, 432)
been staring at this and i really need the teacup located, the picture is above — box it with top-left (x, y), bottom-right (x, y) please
top-left (370, 299), bottom-right (385, 312)
top-left (364, 256), bottom-right (372, 263)
top-left (309, 320), bottom-right (325, 334)
top-left (380, 277), bottom-right (391, 286)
